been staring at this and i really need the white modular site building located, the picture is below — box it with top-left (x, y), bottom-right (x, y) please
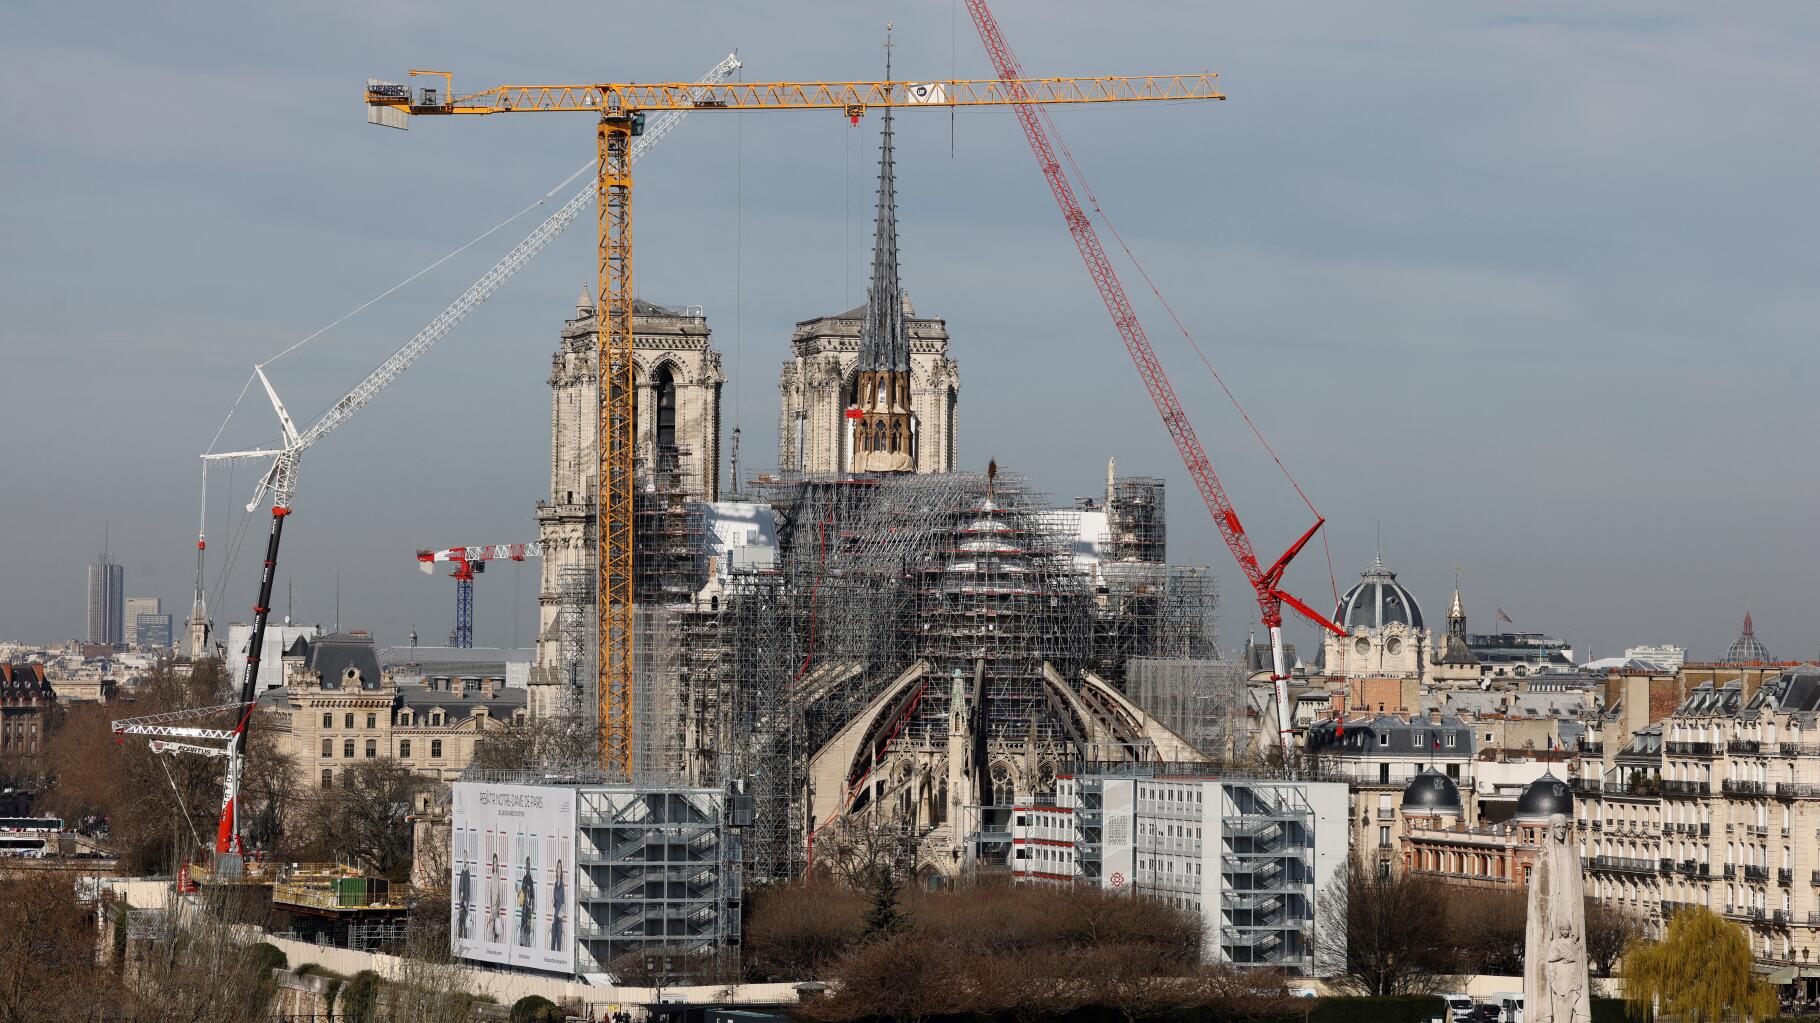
top-left (1011, 770), bottom-right (1349, 976)
top-left (451, 779), bottom-right (741, 980)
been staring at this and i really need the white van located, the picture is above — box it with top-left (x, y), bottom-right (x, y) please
top-left (1437, 993), bottom-right (1474, 1022)
top-left (1494, 993), bottom-right (1524, 1023)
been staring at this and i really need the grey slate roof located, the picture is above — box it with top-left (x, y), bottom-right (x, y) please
top-left (398, 683), bottom-right (525, 718)
top-left (296, 633), bottom-right (383, 691)
top-left (1305, 713), bottom-right (1475, 756)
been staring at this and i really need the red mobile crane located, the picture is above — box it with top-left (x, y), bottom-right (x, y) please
top-left (962, 3), bottom-right (1347, 759)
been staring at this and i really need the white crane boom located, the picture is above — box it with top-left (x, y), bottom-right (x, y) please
top-left (238, 52), bottom-right (743, 512)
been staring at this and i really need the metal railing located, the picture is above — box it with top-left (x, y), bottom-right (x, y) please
top-left (1662, 780), bottom-right (1710, 797)
top-left (1729, 739), bottom-right (1765, 755)
top-left (1724, 779), bottom-right (1769, 797)
top-left (1591, 855), bottom-right (1658, 875)
top-left (1667, 741), bottom-right (1716, 757)
top-left (1745, 865), bottom-right (1769, 882)
top-left (1778, 783), bottom-right (1820, 799)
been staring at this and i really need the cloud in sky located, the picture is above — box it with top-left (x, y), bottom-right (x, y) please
top-left (2, 2), bottom-right (1816, 661)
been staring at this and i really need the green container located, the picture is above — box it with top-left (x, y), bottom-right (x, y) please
top-left (335, 877), bottom-right (368, 906)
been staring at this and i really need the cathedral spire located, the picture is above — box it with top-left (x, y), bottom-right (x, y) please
top-left (846, 22), bottom-right (917, 474)
top-left (860, 22), bottom-right (908, 374)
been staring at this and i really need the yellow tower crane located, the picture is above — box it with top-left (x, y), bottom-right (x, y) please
top-left (364, 66), bottom-right (1225, 777)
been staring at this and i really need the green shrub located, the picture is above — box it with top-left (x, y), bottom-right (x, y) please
top-left (1592, 996), bottom-right (1636, 1023)
top-left (1308, 996), bottom-right (1447, 1023)
top-left (249, 942), bottom-right (287, 975)
top-left (510, 994), bottom-right (564, 1023)
top-left (340, 969), bottom-right (382, 1023)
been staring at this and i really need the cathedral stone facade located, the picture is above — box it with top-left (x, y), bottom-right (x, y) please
top-left (777, 299), bottom-right (959, 475)
top-left (528, 291), bottom-right (724, 717)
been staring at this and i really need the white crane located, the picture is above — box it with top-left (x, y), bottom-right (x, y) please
top-left (119, 52), bottom-right (743, 872)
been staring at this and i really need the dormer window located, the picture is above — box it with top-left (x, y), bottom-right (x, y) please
top-left (398, 710), bottom-right (412, 727)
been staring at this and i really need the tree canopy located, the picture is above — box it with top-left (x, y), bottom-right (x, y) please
top-left (1624, 906), bottom-right (1778, 1023)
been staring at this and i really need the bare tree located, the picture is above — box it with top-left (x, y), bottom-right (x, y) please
top-left (43, 661), bottom-right (232, 872)
top-left (1446, 888), bottom-right (1527, 976)
top-left (813, 813), bottom-right (920, 938)
top-left (304, 758), bottom-right (429, 876)
top-left (1586, 897), bottom-right (1648, 977)
top-left (468, 715), bottom-right (597, 774)
top-left (0, 872), bottom-right (125, 1023)
top-left (1315, 851), bottom-right (1451, 995)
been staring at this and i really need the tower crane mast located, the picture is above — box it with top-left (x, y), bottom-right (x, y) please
top-left (365, 65), bottom-right (1225, 777)
top-left (961, 2), bottom-right (1346, 761)
top-left (416, 542), bottom-right (544, 648)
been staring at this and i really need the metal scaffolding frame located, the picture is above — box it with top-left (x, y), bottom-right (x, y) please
top-left (578, 463), bottom-right (1221, 883)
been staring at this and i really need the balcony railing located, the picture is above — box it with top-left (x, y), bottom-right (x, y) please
top-left (1570, 777), bottom-right (1604, 794)
top-left (1591, 855), bottom-right (1658, 876)
top-left (1723, 779), bottom-right (1769, 797)
top-left (1662, 780), bottom-right (1710, 798)
top-left (1677, 860), bottom-right (1710, 878)
top-left (1725, 905), bottom-right (1766, 922)
top-left (1580, 742), bottom-right (1605, 756)
top-left (1744, 865), bottom-right (1769, 883)
top-left (1659, 858), bottom-right (1676, 875)
top-left (1773, 909), bottom-right (1792, 927)
top-left (1668, 741), bottom-right (1716, 757)
top-left (1781, 743), bottom-right (1820, 758)
top-left (1746, 824), bottom-right (1770, 837)
top-left (1729, 739), bottom-right (1765, 755)
top-left (1778, 783), bottom-right (1820, 799)
top-left (1779, 868), bottom-right (1794, 886)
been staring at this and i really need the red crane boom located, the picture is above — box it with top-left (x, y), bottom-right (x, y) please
top-left (963, 2), bottom-right (1346, 757)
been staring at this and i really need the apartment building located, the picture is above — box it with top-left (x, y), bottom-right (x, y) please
top-left (1575, 670), bottom-right (1820, 991)
top-left (267, 632), bottom-right (527, 787)
top-left (1010, 767), bottom-right (1349, 975)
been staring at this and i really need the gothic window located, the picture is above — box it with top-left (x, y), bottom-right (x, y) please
top-left (653, 365), bottom-right (678, 452)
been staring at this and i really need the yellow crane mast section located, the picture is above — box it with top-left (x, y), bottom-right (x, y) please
top-left (370, 74), bottom-right (1224, 116)
top-left (366, 68), bottom-right (1223, 779)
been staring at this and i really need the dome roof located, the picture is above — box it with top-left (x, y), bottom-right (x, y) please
top-left (1723, 610), bottom-right (1771, 663)
top-left (1334, 554), bottom-right (1424, 631)
top-left (1401, 768), bottom-right (1462, 815)
top-left (1514, 771), bottom-right (1574, 822)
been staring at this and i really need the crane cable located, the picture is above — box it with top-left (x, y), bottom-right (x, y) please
top-left (1032, 104), bottom-right (1343, 605)
top-left (261, 160), bottom-right (598, 369)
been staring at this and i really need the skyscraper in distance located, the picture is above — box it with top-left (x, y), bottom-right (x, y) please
top-left (87, 557), bottom-right (124, 646)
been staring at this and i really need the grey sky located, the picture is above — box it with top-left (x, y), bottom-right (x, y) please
top-left (3, 2), bottom-right (1816, 662)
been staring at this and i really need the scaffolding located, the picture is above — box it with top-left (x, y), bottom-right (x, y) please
top-left (1126, 657), bottom-right (1247, 761)
top-left (595, 463), bottom-right (1220, 882)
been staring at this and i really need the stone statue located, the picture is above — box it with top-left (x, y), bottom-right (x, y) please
top-left (1525, 813), bottom-right (1592, 1023)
